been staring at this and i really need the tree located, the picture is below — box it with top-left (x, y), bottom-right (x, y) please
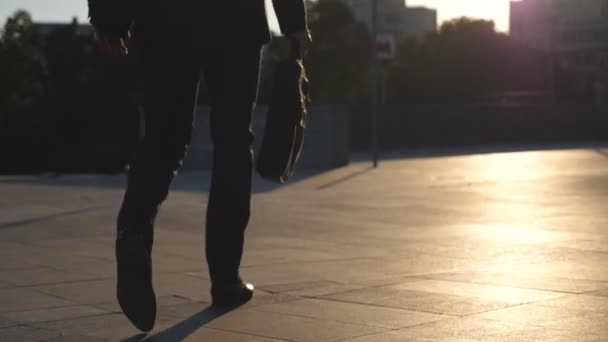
top-left (41, 19), bottom-right (138, 172)
top-left (304, 0), bottom-right (372, 104)
top-left (0, 10), bottom-right (43, 119)
top-left (386, 18), bottom-right (548, 104)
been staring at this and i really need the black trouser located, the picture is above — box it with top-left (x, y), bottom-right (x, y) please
top-left (117, 40), bottom-right (262, 285)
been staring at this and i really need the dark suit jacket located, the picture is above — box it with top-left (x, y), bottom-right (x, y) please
top-left (88, 0), bottom-right (307, 45)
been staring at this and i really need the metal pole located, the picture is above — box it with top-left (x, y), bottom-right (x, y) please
top-left (371, 0), bottom-right (379, 168)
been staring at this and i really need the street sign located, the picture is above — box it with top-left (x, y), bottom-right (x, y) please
top-left (375, 32), bottom-right (396, 60)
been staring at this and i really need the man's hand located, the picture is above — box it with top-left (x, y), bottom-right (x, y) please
top-left (290, 30), bottom-right (312, 59)
top-left (95, 30), bottom-right (130, 56)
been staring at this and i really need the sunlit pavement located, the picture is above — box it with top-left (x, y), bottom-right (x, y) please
top-left (1, 147), bottom-right (608, 341)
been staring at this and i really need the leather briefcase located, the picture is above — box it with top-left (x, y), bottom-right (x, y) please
top-left (256, 39), bottom-right (310, 184)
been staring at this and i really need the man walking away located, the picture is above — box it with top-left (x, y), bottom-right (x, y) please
top-left (87, 0), bottom-right (311, 332)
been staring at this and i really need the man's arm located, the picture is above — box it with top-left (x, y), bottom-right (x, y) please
top-left (272, 0), bottom-right (311, 57)
top-left (88, 0), bottom-right (133, 38)
top-left (272, 0), bottom-right (307, 35)
top-left (88, 0), bottom-right (133, 55)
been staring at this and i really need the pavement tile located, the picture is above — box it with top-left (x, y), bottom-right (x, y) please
top-left (415, 271), bottom-right (608, 294)
top-left (42, 336), bottom-right (109, 342)
top-left (148, 327), bottom-right (290, 341)
top-left (0, 244), bottom-right (105, 270)
top-left (52, 260), bottom-right (115, 279)
top-left (25, 237), bottom-right (115, 262)
top-left (252, 298), bottom-right (447, 329)
top-left (241, 248), bottom-right (347, 266)
top-left (241, 256), bottom-right (465, 288)
top-left (205, 308), bottom-right (386, 342)
top-left (482, 261), bottom-right (608, 282)
top-left (34, 274), bottom-right (210, 310)
top-left (34, 279), bottom-right (115, 305)
top-left (536, 293), bottom-right (608, 312)
top-left (0, 267), bottom-right (106, 287)
top-left (0, 242), bottom-right (41, 271)
top-left (36, 272), bottom-right (210, 304)
top-left (152, 272), bottom-right (212, 302)
top-left (31, 313), bottom-right (141, 340)
top-left (240, 263), bottom-right (330, 287)
top-left (157, 301), bottom-right (212, 322)
top-left (585, 287), bottom-right (608, 297)
top-left (146, 306), bottom-right (293, 341)
top-left (0, 288), bottom-right (75, 314)
top-left (0, 316), bottom-right (19, 329)
top-left (258, 281), bottom-right (369, 298)
top-left (341, 317), bottom-right (605, 342)
top-left (285, 283), bottom-right (369, 297)
top-left (260, 280), bottom-right (340, 294)
top-left (93, 291), bottom-right (300, 322)
top-left (387, 279), bottom-right (562, 304)
top-left (91, 294), bottom-right (198, 314)
top-left (152, 254), bottom-right (208, 274)
top-left (89, 300), bottom-right (122, 314)
top-left (0, 325), bottom-right (61, 342)
top-left (2, 305), bottom-right (108, 324)
top-left (474, 302), bottom-right (608, 335)
top-left (245, 291), bottom-right (302, 308)
top-left (0, 255), bottom-right (46, 272)
top-left (323, 286), bottom-right (512, 316)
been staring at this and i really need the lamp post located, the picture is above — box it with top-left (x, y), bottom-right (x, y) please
top-left (371, 0), bottom-right (379, 168)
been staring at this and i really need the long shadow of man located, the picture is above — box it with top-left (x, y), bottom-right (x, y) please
top-left (122, 306), bottom-right (233, 342)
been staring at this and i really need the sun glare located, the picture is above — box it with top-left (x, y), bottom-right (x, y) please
top-left (408, 0), bottom-right (512, 32)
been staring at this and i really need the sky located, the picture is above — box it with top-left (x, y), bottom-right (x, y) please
top-left (408, 0), bottom-right (512, 32)
top-left (0, 0), bottom-right (512, 33)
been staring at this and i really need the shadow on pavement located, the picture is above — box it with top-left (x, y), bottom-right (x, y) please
top-left (122, 333), bottom-right (148, 342)
top-left (137, 306), bottom-right (233, 342)
top-left (5, 143), bottom-right (608, 194)
top-left (316, 165), bottom-right (374, 190)
top-left (0, 168), bottom-right (329, 194)
top-left (0, 205), bottom-right (112, 230)
top-left (593, 148), bottom-right (608, 160)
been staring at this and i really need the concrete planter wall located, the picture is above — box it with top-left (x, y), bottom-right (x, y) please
top-left (350, 104), bottom-right (608, 150)
top-left (182, 105), bottom-right (351, 170)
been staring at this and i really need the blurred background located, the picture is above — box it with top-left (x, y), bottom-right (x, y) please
top-left (0, 0), bottom-right (607, 174)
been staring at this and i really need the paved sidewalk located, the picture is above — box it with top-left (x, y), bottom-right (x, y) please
top-left (1, 148), bottom-right (608, 341)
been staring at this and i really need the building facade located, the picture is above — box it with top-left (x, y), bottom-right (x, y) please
top-left (510, 0), bottom-right (555, 51)
top-left (344, 0), bottom-right (437, 37)
top-left (510, 0), bottom-right (608, 104)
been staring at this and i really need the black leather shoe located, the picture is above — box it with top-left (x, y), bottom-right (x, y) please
top-left (211, 281), bottom-right (255, 307)
top-left (116, 233), bottom-right (157, 332)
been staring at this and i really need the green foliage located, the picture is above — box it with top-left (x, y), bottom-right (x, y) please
top-left (304, 0), bottom-right (372, 104)
top-left (0, 10), bottom-right (138, 173)
top-left (0, 10), bottom-right (43, 118)
top-left (40, 19), bottom-right (138, 172)
top-left (386, 18), bottom-right (549, 104)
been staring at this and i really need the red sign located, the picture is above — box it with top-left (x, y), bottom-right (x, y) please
top-left (375, 33), bottom-right (395, 60)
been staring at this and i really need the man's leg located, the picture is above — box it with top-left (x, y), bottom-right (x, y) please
top-left (203, 43), bottom-right (262, 302)
top-left (117, 50), bottom-right (201, 244)
top-left (116, 47), bottom-right (201, 331)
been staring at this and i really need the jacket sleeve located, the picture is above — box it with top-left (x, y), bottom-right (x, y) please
top-left (88, 0), bottom-right (134, 38)
top-left (272, 0), bottom-right (308, 35)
